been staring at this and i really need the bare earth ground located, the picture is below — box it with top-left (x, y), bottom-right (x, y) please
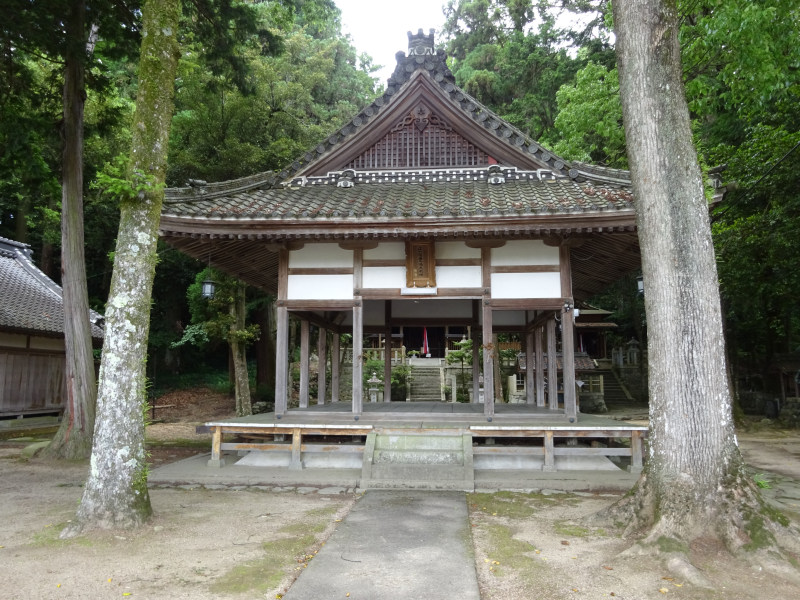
top-left (2, 387), bottom-right (800, 600)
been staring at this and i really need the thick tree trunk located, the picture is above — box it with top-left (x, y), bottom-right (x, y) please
top-left (610, 0), bottom-right (777, 552)
top-left (231, 281), bottom-right (252, 416)
top-left (44, 0), bottom-right (96, 461)
top-left (63, 0), bottom-right (181, 536)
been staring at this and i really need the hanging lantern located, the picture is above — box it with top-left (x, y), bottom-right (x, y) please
top-left (201, 277), bottom-right (216, 299)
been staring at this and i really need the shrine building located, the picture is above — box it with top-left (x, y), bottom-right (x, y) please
top-left (159, 30), bottom-right (651, 479)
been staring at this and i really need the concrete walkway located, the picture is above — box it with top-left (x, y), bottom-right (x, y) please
top-left (282, 490), bottom-right (480, 600)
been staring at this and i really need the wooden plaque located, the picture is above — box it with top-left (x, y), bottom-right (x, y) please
top-left (405, 240), bottom-right (436, 288)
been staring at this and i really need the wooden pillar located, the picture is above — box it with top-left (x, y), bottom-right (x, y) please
top-left (275, 247), bottom-right (289, 417)
top-left (482, 302), bottom-right (494, 419)
top-left (352, 248), bottom-right (363, 418)
top-left (547, 317), bottom-right (558, 410)
top-left (317, 326), bottom-right (327, 405)
top-left (562, 306), bottom-right (577, 422)
top-left (331, 332), bottom-right (340, 402)
top-left (481, 248), bottom-right (494, 419)
top-left (535, 326), bottom-right (545, 407)
top-left (543, 430), bottom-right (555, 472)
top-left (289, 428), bottom-right (302, 471)
top-left (275, 305), bottom-right (289, 415)
top-left (383, 300), bottom-right (392, 402)
top-left (472, 301), bottom-right (481, 404)
top-left (299, 319), bottom-right (310, 408)
top-left (629, 430), bottom-right (644, 473)
top-left (560, 244), bottom-right (577, 422)
top-left (525, 329), bottom-right (534, 404)
top-left (352, 301), bottom-right (363, 418)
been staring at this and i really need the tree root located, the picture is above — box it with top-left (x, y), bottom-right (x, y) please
top-left (587, 468), bottom-right (800, 591)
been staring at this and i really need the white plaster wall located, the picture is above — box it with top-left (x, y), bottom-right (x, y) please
top-left (436, 266), bottom-right (481, 288)
top-left (287, 274), bottom-right (354, 300)
top-left (363, 242), bottom-right (404, 260)
top-left (363, 266), bottom-right (405, 289)
top-left (289, 243), bottom-right (352, 268)
top-left (491, 273), bottom-right (561, 298)
top-left (391, 299), bottom-right (473, 319)
top-left (436, 242), bottom-right (480, 260)
top-left (491, 240), bottom-right (559, 266)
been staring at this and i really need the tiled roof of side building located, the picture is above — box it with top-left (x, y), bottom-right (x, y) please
top-left (0, 236), bottom-right (104, 339)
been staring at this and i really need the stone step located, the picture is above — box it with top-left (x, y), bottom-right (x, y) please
top-left (374, 450), bottom-right (463, 465)
top-left (362, 433), bottom-right (474, 491)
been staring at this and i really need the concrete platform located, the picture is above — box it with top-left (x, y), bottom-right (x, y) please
top-left (148, 450), bottom-right (640, 493)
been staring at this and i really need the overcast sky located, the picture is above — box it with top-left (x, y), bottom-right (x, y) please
top-left (335, 0), bottom-right (449, 85)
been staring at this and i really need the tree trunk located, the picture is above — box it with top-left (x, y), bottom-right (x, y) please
top-left (63, 0), bottom-right (181, 536)
top-left (610, 0), bottom-right (778, 553)
top-left (231, 281), bottom-right (252, 416)
top-left (44, 0), bottom-right (96, 461)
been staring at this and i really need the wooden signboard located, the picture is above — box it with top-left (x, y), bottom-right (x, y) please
top-left (405, 240), bottom-right (436, 288)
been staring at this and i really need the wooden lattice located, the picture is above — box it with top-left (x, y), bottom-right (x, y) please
top-left (346, 104), bottom-right (493, 170)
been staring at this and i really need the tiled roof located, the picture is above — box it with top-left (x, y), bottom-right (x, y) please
top-left (0, 237), bottom-right (104, 339)
top-left (162, 166), bottom-right (634, 223)
top-left (163, 31), bottom-right (633, 219)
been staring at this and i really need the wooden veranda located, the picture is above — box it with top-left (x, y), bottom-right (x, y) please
top-left (201, 402), bottom-right (647, 478)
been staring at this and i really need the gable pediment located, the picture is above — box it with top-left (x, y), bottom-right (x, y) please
top-left (294, 70), bottom-right (558, 177)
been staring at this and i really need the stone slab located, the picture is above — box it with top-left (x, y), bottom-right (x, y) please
top-left (282, 490), bottom-right (479, 600)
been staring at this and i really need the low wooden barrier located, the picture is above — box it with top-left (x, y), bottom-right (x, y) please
top-left (197, 421), bottom-right (646, 473)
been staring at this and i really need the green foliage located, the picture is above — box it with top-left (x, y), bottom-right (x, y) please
top-left (175, 268), bottom-right (260, 349)
top-left (548, 61), bottom-right (626, 167)
top-left (92, 154), bottom-right (164, 203)
top-left (167, 9), bottom-right (376, 186)
top-left (447, 337), bottom-right (475, 402)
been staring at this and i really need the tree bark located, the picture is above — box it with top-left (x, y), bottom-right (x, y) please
top-left (231, 281), bottom-right (252, 416)
top-left (63, 0), bottom-right (181, 536)
top-left (610, 0), bottom-right (776, 552)
top-left (44, 0), bottom-right (96, 461)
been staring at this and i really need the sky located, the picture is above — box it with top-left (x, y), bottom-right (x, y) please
top-left (334, 0), bottom-right (449, 85)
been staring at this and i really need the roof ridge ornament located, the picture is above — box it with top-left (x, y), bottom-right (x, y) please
top-left (408, 29), bottom-right (435, 56)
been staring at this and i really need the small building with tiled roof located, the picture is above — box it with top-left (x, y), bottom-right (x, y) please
top-left (0, 236), bottom-right (103, 416)
top-left (159, 30), bottom-right (654, 422)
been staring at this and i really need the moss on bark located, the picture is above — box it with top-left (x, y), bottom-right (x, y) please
top-left (64, 0), bottom-right (181, 536)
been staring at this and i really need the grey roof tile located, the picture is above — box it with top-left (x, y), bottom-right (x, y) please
top-left (0, 237), bottom-right (104, 338)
